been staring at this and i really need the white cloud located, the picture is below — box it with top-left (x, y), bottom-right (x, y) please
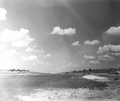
top-left (0, 28), bottom-right (34, 47)
top-left (84, 55), bottom-right (95, 59)
top-left (84, 40), bottom-right (100, 45)
top-left (12, 40), bottom-right (30, 47)
top-left (90, 60), bottom-right (100, 64)
top-left (0, 28), bottom-right (29, 42)
top-left (98, 54), bottom-right (114, 61)
top-left (39, 53), bottom-right (52, 59)
top-left (38, 61), bottom-right (53, 66)
top-left (106, 26), bottom-right (120, 35)
top-left (25, 47), bottom-right (37, 52)
top-left (21, 55), bottom-right (38, 61)
top-left (110, 53), bottom-right (120, 56)
top-left (25, 47), bottom-right (45, 54)
top-left (25, 47), bottom-right (33, 52)
top-left (97, 44), bottom-right (120, 54)
top-left (38, 49), bottom-right (45, 54)
top-left (0, 8), bottom-right (7, 20)
top-left (33, 43), bottom-right (38, 48)
top-left (71, 41), bottom-right (80, 46)
top-left (45, 53), bottom-right (52, 58)
top-left (51, 27), bottom-right (76, 35)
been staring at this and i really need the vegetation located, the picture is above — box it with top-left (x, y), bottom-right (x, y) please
top-left (9, 69), bottom-right (29, 72)
top-left (0, 69), bottom-right (29, 72)
top-left (69, 67), bottom-right (120, 74)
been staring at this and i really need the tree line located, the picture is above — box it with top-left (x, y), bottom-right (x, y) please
top-left (67, 67), bottom-right (120, 74)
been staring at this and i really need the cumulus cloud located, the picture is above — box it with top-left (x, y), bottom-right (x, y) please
top-left (12, 40), bottom-right (30, 47)
top-left (97, 44), bottom-right (120, 54)
top-left (0, 8), bottom-right (7, 20)
top-left (84, 40), bottom-right (100, 45)
top-left (106, 26), bottom-right (120, 35)
top-left (38, 49), bottom-right (45, 54)
top-left (110, 53), bottom-right (120, 56)
top-left (21, 55), bottom-right (38, 61)
top-left (25, 47), bottom-right (34, 52)
top-left (90, 60), bottom-right (100, 64)
top-left (71, 41), bottom-right (80, 46)
top-left (51, 27), bottom-right (76, 35)
top-left (39, 53), bottom-right (52, 59)
top-left (38, 61), bottom-right (53, 66)
top-left (26, 48), bottom-right (52, 59)
top-left (45, 53), bottom-right (52, 58)
top-left (25, 47), bottom-right (44, 53)
top-left (103, 26), bottom-right (120, 44)
top-left (84, 55), bottom-right (95, 59)
top-left (98, 54), bottom-right (114, 61)
top-left (0, 28), bottom-right (34, 47)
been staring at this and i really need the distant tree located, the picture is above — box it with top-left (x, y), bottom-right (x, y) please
top-left (88, 68), bottom-right (92, 72)
top-left (83, 69), bottom-right (86, 72)
top-left (16, 69), bottom-right (20, 71)
top-left (72, 70), bottom-right (77, 73)
top-left (10, 69), bottom-right (16, 71)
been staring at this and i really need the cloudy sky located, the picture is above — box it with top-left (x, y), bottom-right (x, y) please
top-left (0, 0), bottom-right (120, 73)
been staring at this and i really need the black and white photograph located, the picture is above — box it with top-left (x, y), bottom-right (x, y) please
top-left (0, 0), bottom-right (120, 101)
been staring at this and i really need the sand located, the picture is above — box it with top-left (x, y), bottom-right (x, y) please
top-left (17, 87), bottom-right (120, 101)
top-left (82, 75), bottom-right (110, 82)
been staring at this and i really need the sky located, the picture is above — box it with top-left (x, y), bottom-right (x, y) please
top-left (0, 0), bottom-right (120, 73)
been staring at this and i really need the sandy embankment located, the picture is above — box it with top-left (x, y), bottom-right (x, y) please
top-left (17, 88), bottom-right (120, 101)
top-left (82, 75), bottom-right (110, 82)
